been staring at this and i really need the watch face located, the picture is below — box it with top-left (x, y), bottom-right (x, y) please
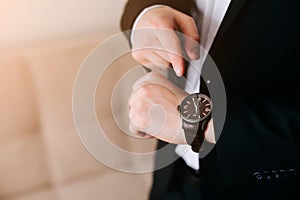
top-left (180, 94), bottom-right (212, 123)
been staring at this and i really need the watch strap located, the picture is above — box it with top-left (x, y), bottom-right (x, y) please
top-left (183, 116), bottom-right (210, 153)
top-left (191, 117), bottom-right (209, 152)
top-left (182, 121), bottom-right (199, 145)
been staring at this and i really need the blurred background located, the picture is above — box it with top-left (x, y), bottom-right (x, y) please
top-left (0, 0), bottom-right (156, 199)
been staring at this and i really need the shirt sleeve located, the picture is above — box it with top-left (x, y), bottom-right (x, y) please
top-left (130, 5), bottom-right (165, 43)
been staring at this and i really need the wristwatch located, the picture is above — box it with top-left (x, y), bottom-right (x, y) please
top-left (177, 93), bottom-right (213, 152)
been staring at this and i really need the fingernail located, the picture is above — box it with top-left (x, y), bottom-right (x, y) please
top-left (137, 132), bottom-right (146, 137)
top-left (192, 46), bottom-right (200, 58)
top-left (175, 68), bottom-right (182, 77)
top-left (137, 131), bottom-right (152, 138)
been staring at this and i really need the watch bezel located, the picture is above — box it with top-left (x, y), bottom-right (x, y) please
top-left (179, 93), bottom-right (213, 123)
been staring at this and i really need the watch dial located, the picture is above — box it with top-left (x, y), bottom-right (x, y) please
top-left (181, 94), bottom-right (212, 123)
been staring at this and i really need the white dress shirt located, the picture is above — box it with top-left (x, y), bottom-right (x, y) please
top-left (132, 0), bottom-right (231, 170)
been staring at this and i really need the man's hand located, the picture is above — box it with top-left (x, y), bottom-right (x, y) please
top-left (131, 5), bottom-right (200, 76)
top-left (128, 72), bottom-right (216, 145)
top-left (128, 72), bottom-right (188, 143)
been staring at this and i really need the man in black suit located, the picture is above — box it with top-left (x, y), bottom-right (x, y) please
top-left (121, 0), bottom-right (300, 199)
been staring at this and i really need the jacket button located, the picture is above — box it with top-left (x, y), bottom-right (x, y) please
top-left (253, 172), bottom-right (264, 182)
top-left (271, 170), bottom-right (280, 181)
top-left (288, 169), bottom-right (298, 177)
top-left (263, 171), bottom-right (272, 182)
top-left (280, 169), bottom-right (288, 180)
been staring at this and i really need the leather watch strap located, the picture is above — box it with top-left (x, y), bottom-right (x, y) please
top-left (183, 121), bottom-right (199, 145)
top-left (183, 116), bottom-right (210, 153)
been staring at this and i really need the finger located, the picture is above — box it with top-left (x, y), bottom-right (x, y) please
top-left (128, 99), bottom-right (152, 128)
top-left (174, 13), bottom-right (200, 60)
top-left (143, 51), bottom-right (171, 70)
top-left (129, 105), bottom-right (166, 138)
top-left (131, 48), bottom-right (170, 69)
top-left (144, 104), bottom-right (166, 136)
top-left (129, 121), bottom-right (153, 138)
top-left (156, 29), bottom-right (185, 76)
top-left (131, 49), bottom-right (152, 66)
top-left (129, 84), bottom-right (152, 106)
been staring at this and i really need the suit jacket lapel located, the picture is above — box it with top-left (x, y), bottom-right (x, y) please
top-left (213, 0), bottom-right (249, 43)
top-left (202, 0), bottom-right (249, 98)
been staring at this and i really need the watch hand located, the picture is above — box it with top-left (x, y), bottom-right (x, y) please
top-left (192, 98), bottom-right (198, 113)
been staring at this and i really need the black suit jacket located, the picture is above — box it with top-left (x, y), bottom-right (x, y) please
top-left (121, 0), bottom-right (300, 199)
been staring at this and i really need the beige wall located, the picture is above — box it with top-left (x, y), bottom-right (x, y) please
top-left (0, 0), bottom-right (127, 48)
top-left (0, 1), bottom-right (157, 199)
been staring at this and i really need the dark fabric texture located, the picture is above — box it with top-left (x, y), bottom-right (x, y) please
top-left (121, 0), bottom-right (300, 199)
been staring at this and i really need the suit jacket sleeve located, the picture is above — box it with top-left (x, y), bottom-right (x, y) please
top-left (120, 0), bottom-right (197, 32)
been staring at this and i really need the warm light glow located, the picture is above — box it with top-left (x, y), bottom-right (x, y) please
top-left (0, 0), bottom-right (126, 48)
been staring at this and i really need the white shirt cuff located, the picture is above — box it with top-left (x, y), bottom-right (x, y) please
top-left (175, 144), bottom-right (199, 170)
top-left (131, 5), bottom-right (166, 42)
